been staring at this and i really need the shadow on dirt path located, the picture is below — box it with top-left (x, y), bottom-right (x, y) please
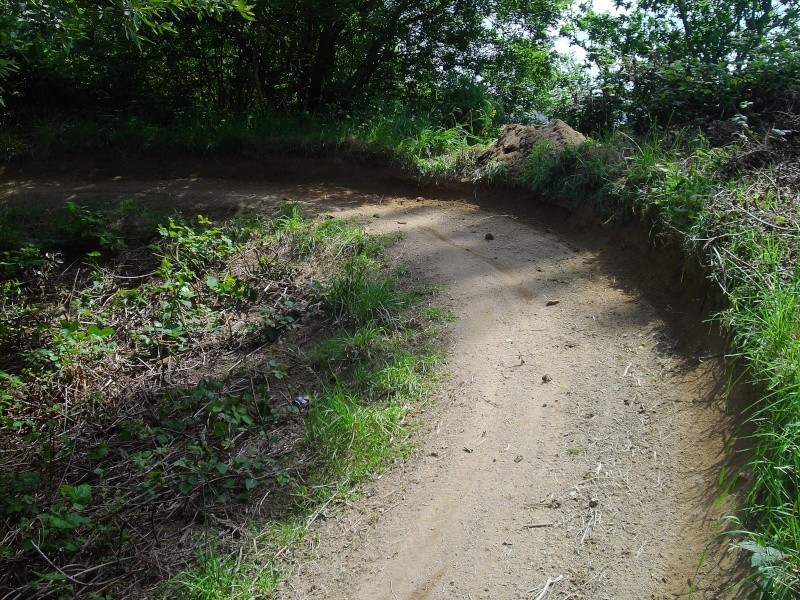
top-left (2, 156), bottom-right (752, 599)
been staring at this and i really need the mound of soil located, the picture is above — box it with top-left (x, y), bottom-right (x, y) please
top-left (478, 120), bottom-right (586, 177)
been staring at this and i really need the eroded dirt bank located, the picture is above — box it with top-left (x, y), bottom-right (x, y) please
top-left (1, 158), bottom-right (745, 599)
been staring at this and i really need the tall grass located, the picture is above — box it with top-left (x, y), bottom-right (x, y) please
top-left (1, 108), bottom-right (492, 177)
top-left (520, 128), bottom-right (800, 598)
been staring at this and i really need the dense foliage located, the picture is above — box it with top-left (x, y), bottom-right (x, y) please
top-left (560, 0), bottom-right (800, 131)
top-left (2, 0), bottom-right (798, 133)
top-left (0, 0), bottom-right (567, 128)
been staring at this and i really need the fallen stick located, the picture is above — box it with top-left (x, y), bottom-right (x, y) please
top-left (533, 575), bottom-right (564, 600)
top-left (523, 522), bottom-right (555, 528)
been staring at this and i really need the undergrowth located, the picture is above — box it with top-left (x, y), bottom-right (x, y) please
top-left (0, 201), bottom-right (445, 598)
top-left (0, 109), bottom-right (494, 181)
top-left (518, 122), bottom-right (800, 598)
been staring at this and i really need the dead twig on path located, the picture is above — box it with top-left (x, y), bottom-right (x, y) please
top-left (531, 574), bottom-right (563, 600)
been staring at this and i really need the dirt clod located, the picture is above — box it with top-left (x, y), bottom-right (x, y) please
top-left (477, 120), bottom-right (586, 177)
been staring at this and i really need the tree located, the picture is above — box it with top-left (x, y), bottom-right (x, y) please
top-left (2, 0), bottom-right (570, 123)
top-left (560, 0), bottom-right (800, 130)
top-left (0, 0), bottom-right (254, 107)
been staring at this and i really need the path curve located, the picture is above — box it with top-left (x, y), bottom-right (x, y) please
top-left (1, 159), bottom-right (743, 600)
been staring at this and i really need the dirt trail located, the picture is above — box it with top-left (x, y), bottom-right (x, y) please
top-left (1, 159), bottom-right (744, 600)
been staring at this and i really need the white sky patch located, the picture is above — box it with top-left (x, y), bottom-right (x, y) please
top-left (593, 0), bottom-right (624, 15)
top-left (553, 0), bottom-right (629, 63)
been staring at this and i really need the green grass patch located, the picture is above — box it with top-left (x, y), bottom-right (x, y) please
top-left (306, 386), bottom-right (406, 481)
top-left (1, 109), bottom-right (494, 180)
top-left (0, 202), bottom-right (444, 597)
top-left (165, 547), bottom-right (282, 600)
top-left (321, 256), bottom-right (409, 326)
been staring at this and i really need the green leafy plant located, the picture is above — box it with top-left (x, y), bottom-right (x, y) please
top-left (28, 484), bottom-right (92, 554)
top-left (62, 203), bottom-right (126, 252)
top-left (53, 321), bottom-right (116, 365)
top-left (0, 204), bottom-right (442, 597)
top-left (205, 274), bottom-right (256, 306)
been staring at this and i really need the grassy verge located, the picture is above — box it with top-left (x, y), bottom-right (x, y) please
top-left (518, 127), bottom-right (800, 598)
top-left (0, 110), bottom-right (494, 180)
top-left (0, 200), bottom-right (446, 598)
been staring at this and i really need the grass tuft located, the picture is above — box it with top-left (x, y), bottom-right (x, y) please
top-left (306, 386), bottom-right (406, 481)
top-left (321, 256), bottom-right (409, 326)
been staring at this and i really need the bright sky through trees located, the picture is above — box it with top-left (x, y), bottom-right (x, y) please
top-left (554, 0), bottom-right (625, 60)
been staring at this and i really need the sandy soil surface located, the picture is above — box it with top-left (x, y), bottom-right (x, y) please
top-left (1, 157), bottom-right (747, 600)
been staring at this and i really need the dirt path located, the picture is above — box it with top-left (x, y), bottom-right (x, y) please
top-left (1, 159), bottom-right (743, 599)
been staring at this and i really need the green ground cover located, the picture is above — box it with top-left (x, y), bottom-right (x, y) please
top-left (0, 200), bottom-right (445, 597)
top-left (3, 106), bottom-right (799, 597)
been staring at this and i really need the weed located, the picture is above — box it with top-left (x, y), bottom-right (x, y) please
top-left (156, 215), bottom-right (235, 271)
top-left (419, 305), bottom-right (457, 323)
top-left (63, 202), bottom-right (127, 252)
top-left (306, 387), bottom-right (406, 481)
top-left (473, 157), bottom-right (508, 185)
top-left (315, 325), bottom-right (386, 369)
top-left (520, 141), bottom-right (558, 191)
top-left (274, 203), bottom-right (306, 234)
top-left (165, 546), bottom-right (281, 600)
top-left (366, 353), bottom-right (431, 402)
top-left (28, 484), bottom-right (93, 554)
top-left (321, 256), bottom-right (408, 326)
top-left (0, 203), bottom-right (443, 596)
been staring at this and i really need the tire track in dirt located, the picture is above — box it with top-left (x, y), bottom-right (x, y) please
top-left (418, 225), bottom-right (534, 300)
